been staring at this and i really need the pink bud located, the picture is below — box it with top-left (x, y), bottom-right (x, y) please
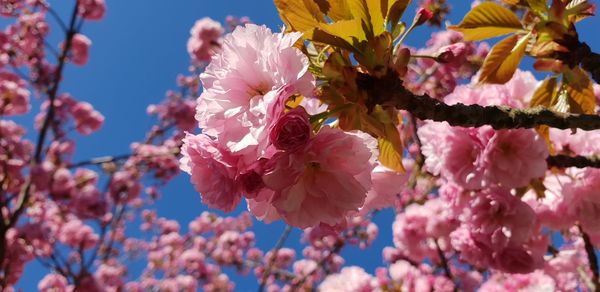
top-left (237, 170), bottom-right (264, 198)
top-left (436, 43), bottom-right (467, 63)
top-left (269, 107), bottom-right (311, 152)
top-left (414, 8), bottom-right (433, 26)
top-left (68, 34), bottom-right (91, 66)
top-left (78, 0), bottom-right (106, 21)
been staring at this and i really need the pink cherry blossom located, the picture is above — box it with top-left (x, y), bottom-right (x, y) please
top-left (78, 0), bottom-right (106, 20)
top-left (480, 128), bottom-right (548, 188)
top-left (418, 122), bottom-right (486, 189)
top-left (187, 17), bottom-right (224, 63)
top-left (263, 126), bottom-right (374, 228)
top-left (360, 164), bottom-right (409, 214)
top-left (196, 24), bottom-right (314, 161)
top-left (445, 70), bottom-right (539, 108)
top-left (562, 169), bottom-right (600, 235)
top-left (479, 271), bottom-right (556, 292)
top-left (109, 170), bottom-right (142, 202)
top-left (38, 274), bottom-right (70, 292)
top-left (319, 266), bottom-right (375, 292)
top-left (0, 71), bottom-right (30, 115)
top-left (69, 33), bottom-right (91, 65)
top-left (419, 123), bottom-right (547, 189)
top-left (70, 101), bottom-right (104, 135)
top-left (57, 220), bottom-right (99, 250)
top-left (180, 133), bottom-right (241, 212)
top-left (523, 173), bottom-right (575, 230)
top-left (468, 188), bottom-right (537, 247)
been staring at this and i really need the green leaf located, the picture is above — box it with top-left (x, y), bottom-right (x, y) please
top-left (526, 0), bottom-right (548, 14)
top-left (479, 33), bottom-right (530, 84)
top-left (449, 1), bottom-right (524, 41)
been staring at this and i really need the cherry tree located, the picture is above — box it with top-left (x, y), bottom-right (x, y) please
top-left (2, 0), bottom-right (600, 291)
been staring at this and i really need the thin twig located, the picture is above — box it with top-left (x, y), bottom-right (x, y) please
top-left (258, 225), bottom-right (293, 292)
top-left (580, 226), bottom-right (600, 292)
top-left (46, 5), bottom-right (69, 33)
top-left (434, 239), bottom-right (454, 281)
top-left (290, 242), bottom-right (344, 290)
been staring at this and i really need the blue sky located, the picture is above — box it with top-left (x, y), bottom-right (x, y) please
top-left (10, 0), bottom-right (600, 290)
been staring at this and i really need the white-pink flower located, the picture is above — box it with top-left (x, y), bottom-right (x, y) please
top-left (319, 266), bottom-right (375, 292)
top-left (196, 24), bottom-right (314, 162)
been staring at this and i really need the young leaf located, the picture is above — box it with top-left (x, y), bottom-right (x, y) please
top-left (366, 0), bottom-right (386, 35)
top-left (307, 19), bottom-right (368, 52)
top-left (479, 33), bottom-right (530, 84)
top-left (564, 68), bottom-right (596, 114)
top-left (530, 76), bottom-right (558, 107)
top-left (314, 0), bottom-right (353, 21)
top-left (449, 2), bottom-right (524, 41)
top-left (378, 138), bottom-right (404, 172)
top-left (526, 0), bottom-right (548, 14)
top-left (387, 0), bottom-right (411, 32)
top-left (274, 0), bottom-right (326, 32)
top-left (566, 0), bottom-right (593, 18)
top-left (551, 88), bottom-right (571, 113)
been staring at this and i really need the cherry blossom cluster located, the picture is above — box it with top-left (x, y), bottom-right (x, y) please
top-left (180, 7), bottom-right (600, 291)
top-left (3, 0), bottom-right (600, 290)
top-left (181, 24), bottom-right (421, 230)
top-left (404, 29), bottom-right (490, 99)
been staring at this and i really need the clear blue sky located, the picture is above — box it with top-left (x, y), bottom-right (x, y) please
top-left (12, 0), bottom-right (600, 290)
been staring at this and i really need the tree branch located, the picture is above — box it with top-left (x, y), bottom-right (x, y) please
top-left (581, 48), bottom-right (600, 85)
top-left (290, 242), bottom-right (344, 290)
top-left (434, 239), bottom-right (454, 281)
top-left (389, 85), bottom-right (600, 130)
top-left (356, 71), bottom-right (600, 131)
top-left (547, 154), bottom-right (600, 169)
top-left (559, 40), bottom-right (600, 85)
top-left (0, 2), bottom-right (81, 282)
top-left (360, 72), bottom-right (600, 169)
top-left (581, 226), bottom-right (600, 292)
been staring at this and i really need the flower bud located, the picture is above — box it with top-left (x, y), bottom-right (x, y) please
top-left (414, 8), bottom-right (433, 26)
top-left (436, 43), bottom-right (467, 64)
top-left (269, 107), bottom-right (311, 152)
